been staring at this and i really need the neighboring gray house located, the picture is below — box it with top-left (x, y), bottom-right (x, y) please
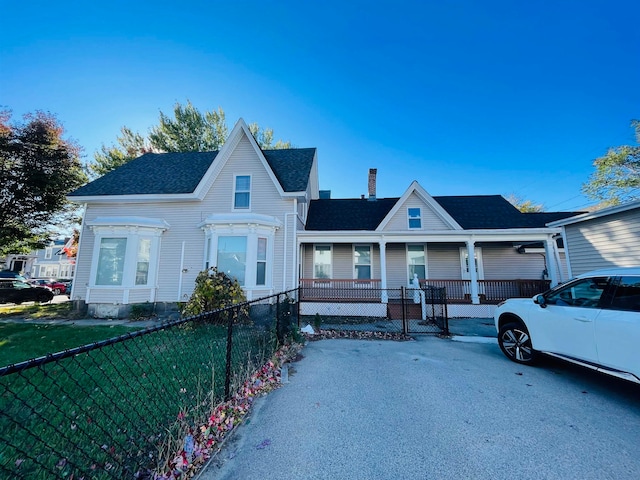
top-left (3, 238), bottom-right (74, 280)
top-left (547, 200), bottom-right (640, 276)
top-left (68, 118), bottom-right (580, 318)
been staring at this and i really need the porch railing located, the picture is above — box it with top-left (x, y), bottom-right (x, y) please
top-left (300, 279), bottom-right (382, 301)
top-left (299, 278), bottom-right (550, 304)
top-left (421, 279), bottom-right (551, 304)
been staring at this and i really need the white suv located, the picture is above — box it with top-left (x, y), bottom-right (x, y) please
top-left (494, 267), bottom-right (640, 383)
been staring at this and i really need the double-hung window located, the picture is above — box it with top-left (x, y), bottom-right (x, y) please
top-left (217, 236), bottom-right (248, 285)
top-left (314, 245), bottom-right (332, 279)
top-left (234, 175), bottom-right (251, 209)
top-left (408, 208), bottom-right (422, 229)
top-left (96, 238), bottom-right (127, 285)
top-left (256, 238), bottom-right (267, 286)
top-left (407, 244), bottom-right (426, 282)
top-left (354, 245), bottom-right (371, 279)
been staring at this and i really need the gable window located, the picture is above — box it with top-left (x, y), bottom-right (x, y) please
top-left (45, 247), bottom-right (53, 260)
top-left (408, 208), bottom-right (422, 229)
top-left (407, 244), bottom-right (426, 282)
top-left (314, 245), bottom-right (332, 279)
top-left (234, 175), bottom-right (251, 209)
top-left (217, 236), bottom-right (248, 286)
top-left (354, 245), bottom-right (371, 279)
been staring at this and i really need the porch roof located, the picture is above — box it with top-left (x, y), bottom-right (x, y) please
top-left (305, 195), bottom-right (580, 231)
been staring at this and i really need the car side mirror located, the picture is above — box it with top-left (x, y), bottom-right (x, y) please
top-left (534, 294), bottom-right (547, 308)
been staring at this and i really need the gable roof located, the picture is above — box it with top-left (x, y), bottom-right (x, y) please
top-left (69, 148), bottom-right (316, 198)
top-left (306, 198), bottom-right (400, 230)
top-left (305, 195), bottom-right (580, 231)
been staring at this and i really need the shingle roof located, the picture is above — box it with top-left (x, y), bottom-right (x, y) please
top-left (69, 148), bottom-right (316, 197)
top-left (305, 195), bottom-right (581, 231)
top-left (433, 195), bottom-right (579, 229)
top-left (306, 198), bottom-right (400, 230)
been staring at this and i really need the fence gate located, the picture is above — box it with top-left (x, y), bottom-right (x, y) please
top-left (399, 286), bottom-right (449, 335)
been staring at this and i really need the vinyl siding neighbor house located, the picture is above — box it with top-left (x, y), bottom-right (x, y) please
top-left (68, 118), bottom-right (580, 318)
top-left (547, 200), bottom-right (640, 276)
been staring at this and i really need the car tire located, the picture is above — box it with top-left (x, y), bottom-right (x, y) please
top-left (498, 322), bottom-right (538, 365)
top-left (53, 288), bottom-right (61, 295)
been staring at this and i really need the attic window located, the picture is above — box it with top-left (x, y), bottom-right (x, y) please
top-left (408, 208), bottom-right (422, 229)
top-left (234, 175), bottom-right (251, 209)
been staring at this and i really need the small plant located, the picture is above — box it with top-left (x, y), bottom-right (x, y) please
top-left (313, 313), bottom-right (322, 332)
top-left (129, 302), bottom-right (155, 320)
top-left (181, 267), bottom-right (247, 317)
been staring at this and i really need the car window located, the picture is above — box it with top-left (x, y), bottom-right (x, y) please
top-left (608, 277), bottom-right (640, 312)
top-left (545, 276), bottom-right (609, 308)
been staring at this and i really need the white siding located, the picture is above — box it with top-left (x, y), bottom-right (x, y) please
top-left (482, 245), bottom-right (547, 279)
top-left (382, 193), bottom-right (451, 231)
top-left (428, 244), bottom-right (463, 279)
top-left (76, 134), bottom-right (297, 304)
top-left (565, 209), bottom-right (640, 275)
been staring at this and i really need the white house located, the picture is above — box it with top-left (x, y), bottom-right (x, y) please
top-left (68, 119), bottom-right (580, 318)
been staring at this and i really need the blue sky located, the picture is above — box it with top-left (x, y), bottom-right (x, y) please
top-left (2, 0), bottom-right (639, 212)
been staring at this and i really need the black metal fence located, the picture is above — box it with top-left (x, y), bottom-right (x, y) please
top-left (0, 290), bottom-right (298, 480)
top-left (299, 286), bottom-right (448, 335)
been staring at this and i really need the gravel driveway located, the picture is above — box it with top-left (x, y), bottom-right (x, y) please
top-left (200, 336), bottom-right (640, 480)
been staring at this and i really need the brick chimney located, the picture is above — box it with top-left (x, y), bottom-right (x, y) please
top-left (368, 168), bottom-right (377, 201)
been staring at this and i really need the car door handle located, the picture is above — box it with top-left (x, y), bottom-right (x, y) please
top-left (574, 316), bottom-right (593, 322)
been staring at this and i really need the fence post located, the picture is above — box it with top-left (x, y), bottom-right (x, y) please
top-left (224, 307), bottom-right (235, 400)
top-left (276, 293), bottom-right (282, 344)
top-left (401, 286), bottom-right (408, 335)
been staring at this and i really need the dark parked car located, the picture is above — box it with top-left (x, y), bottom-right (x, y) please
top-left (28, 279), bottom-right (67, 295)
top-left (0, 280), bottom-right (54, 305)
top-left (0, 270), bottom-right (27, 282)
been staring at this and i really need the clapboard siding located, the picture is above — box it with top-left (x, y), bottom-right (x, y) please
top-left (77, 133), bottom-right (297, 303)
top-left (482, 246), bottom-right (546, 279)
top-left (565, 209), bottom-right (640, 275)
top-left (383, 193), bottom-right (452, 231)
top-left (427, 244), bottom-right (463, 279)
top-left (385, 243), bottom-right (409, 287)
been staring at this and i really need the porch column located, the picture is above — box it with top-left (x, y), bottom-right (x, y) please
top-left (466, 240), bottom-right (480, 304)
top-left (544, 237), bottom-right (560, 287)
top-left (379, 240), bottom-right (388, 303)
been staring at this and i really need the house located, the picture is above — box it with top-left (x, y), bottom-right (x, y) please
top-left (3, 238), bottom-right (75, 280)
top-left (547, 200), bottom-right (640, 276)
top-left (68, 118), bottom-right (580, 318)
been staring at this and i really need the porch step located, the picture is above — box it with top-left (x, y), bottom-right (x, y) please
top-left (387, 301), bottom-right (422, 320)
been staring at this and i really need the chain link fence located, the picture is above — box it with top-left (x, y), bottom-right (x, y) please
top-left (299, 286), bottom-right (448, 335)
top-left (0, 290), bottom-right (298, 479)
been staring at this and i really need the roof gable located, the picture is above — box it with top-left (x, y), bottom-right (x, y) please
top-left (377, 181), bottom-right (462, 231)
top-left (68, 119), bottom-right (316, 201)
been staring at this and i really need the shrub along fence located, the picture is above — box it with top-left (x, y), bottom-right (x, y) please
top-left (0, 290), bottom-right (298, 480)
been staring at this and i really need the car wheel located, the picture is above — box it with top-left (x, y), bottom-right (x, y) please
top-left (498, 322), bottom-right (538, 364)
top-left (53, 288), bottom-right (61, 295)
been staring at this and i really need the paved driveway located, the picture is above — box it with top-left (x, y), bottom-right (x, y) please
top-left (201, 337), bottom-right (640, 480)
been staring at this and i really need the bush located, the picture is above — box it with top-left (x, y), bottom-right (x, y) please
top-left (181, 267), bottom-right (247, 317)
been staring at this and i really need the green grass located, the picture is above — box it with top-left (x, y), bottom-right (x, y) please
top-left (0, 301), bottom-right (85, 321)
top-left (0, 319), bottom-right (278, 479)
top-left (0, 322), bottom-right (145, 367)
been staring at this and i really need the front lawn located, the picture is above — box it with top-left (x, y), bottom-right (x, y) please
top-left (0, 301), bottom-right (85, 321)
top-left (0, 322), bottom-right (144, 367)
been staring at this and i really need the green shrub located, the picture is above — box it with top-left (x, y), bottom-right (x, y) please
top-left (181, 267), bottom-right (247, 317)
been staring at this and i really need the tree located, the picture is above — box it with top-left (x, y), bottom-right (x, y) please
top-left (582, 120), bottom-right (640, 206)
top-left (88, 101), bottom-right (292, 178)
top-left (0, 110), bottom-right (87, 256)
top-left (506, 194), bottom-right (545, 212)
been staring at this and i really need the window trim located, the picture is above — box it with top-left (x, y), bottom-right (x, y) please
top-left (407, 244), bottom-right (427, 283)
top-left (408, 207), bottom-right (422, 229)
top-left (233, 174), bottom-right (252, 211)
top-left (353, 244), bottom-right (372, 280)
top-left (313, 244), bottom-right (332, 279)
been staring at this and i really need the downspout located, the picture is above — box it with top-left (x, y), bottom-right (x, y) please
top-left (283, 199), bottom-right (298, 292)
top-left (72, 203), bottom-right (87, 305)
top-left (178, 241), bottom-right (186, 302)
